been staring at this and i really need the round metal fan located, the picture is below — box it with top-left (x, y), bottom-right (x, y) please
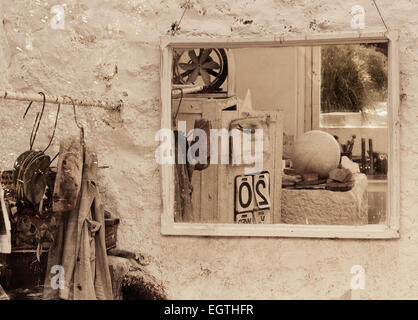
top-left (173, 48), bottom-right (228, 91)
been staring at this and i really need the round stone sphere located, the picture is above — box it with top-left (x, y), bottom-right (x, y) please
top-left (291, 130), bottom-right (341, 178)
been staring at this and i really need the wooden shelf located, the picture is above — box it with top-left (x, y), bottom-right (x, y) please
top-left (11, 249), bottom-right (48, 254)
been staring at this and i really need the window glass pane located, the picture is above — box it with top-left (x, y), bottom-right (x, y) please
top-left (320, 44), bottom-right (388, 128)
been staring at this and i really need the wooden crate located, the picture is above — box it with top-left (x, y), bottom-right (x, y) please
top-left (172, 97), bottom-right (237, 223)
top-left (4, 251), bottom-right (48, 289)
top-left (105, 217), bottom-right (120, 251)
top-left (172, 96), bottom-right (283, 224)
top-left (217, 110), bottom-right (283, 223)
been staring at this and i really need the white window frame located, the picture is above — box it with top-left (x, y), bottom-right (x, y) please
top-left (159, 31), bottom-right (400, 239)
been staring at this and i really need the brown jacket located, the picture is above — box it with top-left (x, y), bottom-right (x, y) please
top-left (44, 149), bottom-right (113, 300)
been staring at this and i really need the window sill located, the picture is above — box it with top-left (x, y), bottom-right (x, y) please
top-left (161, 221), bottom-right (400, 239)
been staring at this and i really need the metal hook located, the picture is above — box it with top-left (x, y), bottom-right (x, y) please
top-left (42, 103), bottom-right (61, 153)
top-left (24, 92), bottom-right (46, 150)
top-left (23, 101), bottom-right (34, 119)
top-left (28, 111), bottom-right (40, 150)
top-left (63, 95), bottom-right (85, 146)
top-left (173, 88), bottom-right (184, 127)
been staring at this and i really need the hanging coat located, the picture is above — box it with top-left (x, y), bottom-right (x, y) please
top-left (44, 149), bottom-right (113, 300)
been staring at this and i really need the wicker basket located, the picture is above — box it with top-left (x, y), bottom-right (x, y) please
top-left (105, 217), bottom-right (120, 251)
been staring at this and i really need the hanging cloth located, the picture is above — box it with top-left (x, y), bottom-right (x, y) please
top-left (43, 148), bottom-right (113, 300)
top-left (52, 137), bottom-right (84, 212)
top-left (52, 96), bottom-right (85, 213)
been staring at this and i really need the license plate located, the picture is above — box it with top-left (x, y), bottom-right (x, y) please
top-left (253, 173), bottom-right (271, 209)
top-left (236, 212), bottom-right (254, 224)
top-left (253, 209), bottom-right (271, 224)
top-left (235, 172), bottom-right (271, 223)
top-left (235, 175), bottom-right (255, 213)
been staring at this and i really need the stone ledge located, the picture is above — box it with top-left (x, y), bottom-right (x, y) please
top-left (281, 173), bottom-right (368, 225)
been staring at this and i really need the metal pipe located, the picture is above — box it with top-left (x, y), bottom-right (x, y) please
top-left (171, 85), bottom-right (203, 98)
top-left (1, 90), bottom-right (123, 111)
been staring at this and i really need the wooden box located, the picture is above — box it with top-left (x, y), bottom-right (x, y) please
top-left (105, 217), bottom-right (120, 251)
top-left (172, 96), bottom-right (283, 224)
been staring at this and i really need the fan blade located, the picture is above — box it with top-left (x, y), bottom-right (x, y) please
top-left (180, 70), bottom-right (193, 78)
top-left (199, 49), bottom-right (213, 63)
top-left (200, 68), bottom-right (211, 87)
top-left (174, 49), bottom-right (185, 60)
top-left (188, 50), bottom-right (199, 64)
top-left (202, 61), bottom-right (220, 70)
top-left (187, 68), bottom-right (199, 83)
top-left (207, 69), bottom-right (219, 77)
top-left (179, 62), bottom-right (197, 71)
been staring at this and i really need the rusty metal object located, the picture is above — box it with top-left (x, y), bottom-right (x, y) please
top-left (326, 180), bottom-right (354, 192)
top-left (52, 137), bottom-right (84, 213)
top-left (2, 91), bottom-right (122, 111)
top-left (190, 119), bottom-right (212, 171)
top-left (328, 168), bottom-right (352, 183)
top-left (173, 48), bottom-right (228, 92)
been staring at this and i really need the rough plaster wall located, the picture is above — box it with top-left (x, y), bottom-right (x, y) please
top-left (0, 0), bottom-right (416, 299)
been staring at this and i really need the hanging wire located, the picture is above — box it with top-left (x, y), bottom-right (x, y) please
top-left (22, 92), bottom-right (61, 153)
top-left (63, 95), bottom-right (85, 147)
top-left (30, 92), bottom-right (46, 149)
top-left (23, 101), bottom-right (34, 118)
top-left (372, 0), bottom-right (389, 32)
top-left (49, 151), bottom-right (60, 165)
top-left (169, 1), bottom-right (193, 36)
top-left (42, 103), bottom-right (61, 153)
top-left (63, 95), bottom-right (83, 130)
top-left (28, 112), bottom-right (40, 150)
top-left (23, 92), bottom-right (46, 150)
top-left (173, 88), bottom-right (184, 127)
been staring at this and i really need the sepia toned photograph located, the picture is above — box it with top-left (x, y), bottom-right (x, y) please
top-left (168, 43), bottom-right (390, 228)
top-left (0, 0), bottom-right (415, 308)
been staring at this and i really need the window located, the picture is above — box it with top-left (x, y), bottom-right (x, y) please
top-left (159, 32), bottom-right (400, 238)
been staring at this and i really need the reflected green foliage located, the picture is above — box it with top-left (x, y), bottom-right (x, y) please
top-left (321, 44), bottom-right (388, 113)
